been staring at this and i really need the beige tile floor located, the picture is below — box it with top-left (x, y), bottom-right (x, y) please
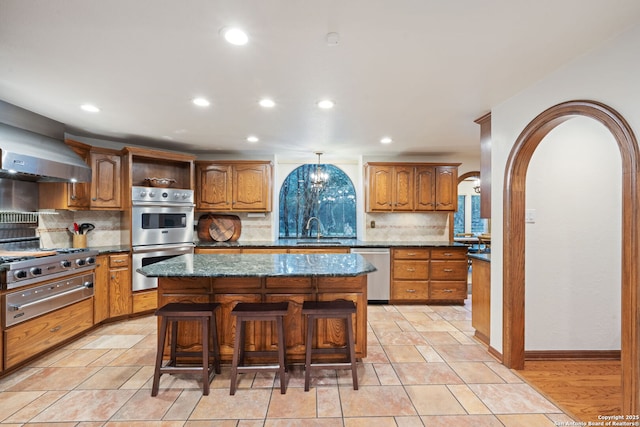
top-left (0, 301), bottom-right (578, 426)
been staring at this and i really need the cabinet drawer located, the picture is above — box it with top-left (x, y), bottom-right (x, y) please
top-left (430, 281), bottom-right (467, 300)
top-left (393, 248), bottom-right (430, 259)
top-left (318, 276), bottom-right (367, 291)
top-left (391, 281), bottom-right (429, 300)
top-left (431, 248), bottom-right (467, 260)
top-left (132, 290), bottom-right (157, 313)
top-left (211, 277), bottom-right (261, 291)
top-left (266, 277), bottom-right (312, 289)
top-left (430, 260), bottom-right (468, 280)
top-left (393, 260), bottom-right (429, 279)
top-left (5, 298), bottom-right (93, 369)
top-left (109, 253), bottom-right (129, 268)
top-left (161, 277), bottom-right (211, 294)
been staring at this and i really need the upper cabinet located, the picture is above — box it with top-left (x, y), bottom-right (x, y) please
top-left (365, 162), bottom-right (459, 212)
top-left (195, 161), bottom-right (272, 212)
top-left (123, 146), bottom-right (195, 191)
top-left (39, 140), bottom-right (123, 210)
top-left (89, 149), bottom-right (122, 209)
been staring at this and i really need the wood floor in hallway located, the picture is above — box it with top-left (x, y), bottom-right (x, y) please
top-left (516, 360), bottom-right (622, 423)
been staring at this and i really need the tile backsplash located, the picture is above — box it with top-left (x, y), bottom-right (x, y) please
top-left (363, 212), bottom-right (450, 242)
top-left (38, 211), bottom-right (125, 248)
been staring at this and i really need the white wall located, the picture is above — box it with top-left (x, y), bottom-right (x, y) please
top-left (490, 23), bottom-right (640, 352)
top-left (525, 117), bottom-right (620, 350)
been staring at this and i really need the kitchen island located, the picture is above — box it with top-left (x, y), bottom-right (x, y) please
top-left (138, 253), bottom-right (376, 363)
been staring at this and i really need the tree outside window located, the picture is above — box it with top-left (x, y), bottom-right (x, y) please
top-left (279, 164), bottom-right (356, 238)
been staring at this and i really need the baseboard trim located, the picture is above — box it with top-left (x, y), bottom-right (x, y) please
top-left (525, 350), bottom-right (621, 360)
top-left (488, 345), bottom-right (503, 363)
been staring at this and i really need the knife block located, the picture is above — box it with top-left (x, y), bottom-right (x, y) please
top-left (73, 234), bottom-right (87, 248)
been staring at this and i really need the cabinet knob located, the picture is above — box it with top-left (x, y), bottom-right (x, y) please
top-left (92, 198), bottom-right (97, 201)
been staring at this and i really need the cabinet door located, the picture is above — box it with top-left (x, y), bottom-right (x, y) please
top-left (197, 164), bottom-right (232, 210)
top-left (232, 163), bottom-right (271, 211)
top-left (67, 145), bottom-right (91, 209)
top-left (367, 165), bottom-right (393, 211)
top-left (109, 266), bottom-right (131, 317)
top-left (212, 293), bottom-right (262, 359)
top-left (415, 166), bottom-right (436, 211)
top-left (393, 166), bottom-right (414, 211)
top-left (435, 166), bottom-right (457, 211)
top-left (265, 293), bottom-right (310, 358)
top-left (315, 292), bottom-right (366, 357)
top-left (94, 254), bottom-right (110, 323)
top-left (90, 152), bottom-right (122, 209)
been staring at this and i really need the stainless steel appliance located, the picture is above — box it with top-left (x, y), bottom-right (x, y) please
top-left (350, 247), bottom-right (390, 303)
top-left (131, 186), bottom-right (195, 291)
top-left (2, 248), bottom-right (98, 327)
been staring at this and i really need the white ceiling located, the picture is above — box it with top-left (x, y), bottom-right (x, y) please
top-left (1, 1), bottom-right (640, 162)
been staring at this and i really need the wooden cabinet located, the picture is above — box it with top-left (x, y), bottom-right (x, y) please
top-left (196, 161), bottom-right (272, 212)
top-left (95, 253), bottom-right (132, 321)
top-left (89, 150), bottom-right (122, 209)
top-left (39, 141), bottom-right (122, 210)
top-left (391, 246), bottom-right (467, 304)
top-left (365, 162), bottom-right (459, 212)
top-left (125, 146), bottom-right (195, 191)
top-left (156, 273), bottom-right (367, 363)
top-left (4, 298), bottom-right (93, 369)
top-left (391, 248), bottom-right (430, 301)
top-left (471, 256), bottom-right (490, 345)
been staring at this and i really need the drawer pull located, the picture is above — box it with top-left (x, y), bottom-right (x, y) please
top-left (406, 289), bottom-right (416, 293)
top-left (443, 268), bottom-right (453, 272)
top-left (113, 259), bottom-right (125, 263)
top-left (50, 325), bottom-right (62, 333)
top-left (406, 268), bottom-right (416, 272)
top-left (407, 252), bottom-right (417, 256)
top-left (443, 252), bottom-right (453, 257)
top-left (443, 289), bottom-right (453, 293)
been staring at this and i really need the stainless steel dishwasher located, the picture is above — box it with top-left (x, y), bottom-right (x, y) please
top-left (350, 247), bottom-right (390, 303)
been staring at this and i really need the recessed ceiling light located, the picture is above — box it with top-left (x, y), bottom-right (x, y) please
top-left (192, 97), bottom-right (210, 107)
top-left (222, 27), bottom-right (249, 46)
top-left (317, 99), bottom-right (335, 109)
top-left (80, 104), bottom-right (100, 113)
top-left (259, 98), bottom-right (276, 108)
top-left (380, 137), bottom-right (393, 144)
top-left (247, 135), bottom-right (259, 143)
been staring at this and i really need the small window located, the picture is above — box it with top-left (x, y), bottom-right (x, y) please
top-left (279, 164), bottom-right (356, 238)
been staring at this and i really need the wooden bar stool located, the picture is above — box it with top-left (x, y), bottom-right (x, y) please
top-left (151, 302), bottom-right (221, 396)
top-left (302, 300), bottom-right (358, 391)
top-left (230, 302), bottom-right (289, 395)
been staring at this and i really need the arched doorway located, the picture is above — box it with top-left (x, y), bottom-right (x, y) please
top-left (503, 100), bottom-right (639, 414)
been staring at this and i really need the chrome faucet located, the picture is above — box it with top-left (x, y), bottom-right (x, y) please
top-left (305, 216), bottom-right (322, 241)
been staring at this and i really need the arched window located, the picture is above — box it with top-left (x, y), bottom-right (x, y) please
top-left (279, 164), bottom-right (356, 239)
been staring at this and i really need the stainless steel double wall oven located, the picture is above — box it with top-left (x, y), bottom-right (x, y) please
top-left (131, 186), bottom-right (195, 291)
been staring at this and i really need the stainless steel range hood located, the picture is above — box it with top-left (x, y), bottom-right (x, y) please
top-left (0, 123), bottom-right (91, 183)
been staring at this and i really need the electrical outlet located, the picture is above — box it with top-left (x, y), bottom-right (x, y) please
top-left (370, 220), bottom-right (376, 228)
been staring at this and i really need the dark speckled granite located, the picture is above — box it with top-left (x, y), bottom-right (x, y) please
top-left (468, 253), bottom-right (490, 262)
top-left (138, 253), bottom-right (377, 278)
top-left (196, 239), bottom-right (465, 248)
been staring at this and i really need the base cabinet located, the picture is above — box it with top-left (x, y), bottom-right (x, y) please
top-left (471, 257), bottom-right (491, 345)
top-left (94, 253), bottom-right (131, 321)
top-left (157, 275), bottom-right (367, 363)
top-left (391, 247), bottom-right (467, 304)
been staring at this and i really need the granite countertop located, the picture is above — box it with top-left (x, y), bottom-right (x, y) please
top-left (196, 239), bottom-right (466, 248)
top-left (90, 245), bottom-right (131, 254)
top-left (138, 253), bottom-right (377, 278)
top-left (468, 253), bottom-right (491, 262)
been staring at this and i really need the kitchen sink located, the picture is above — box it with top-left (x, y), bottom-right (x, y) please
top-left (295, 241), bottom-right (343, 245)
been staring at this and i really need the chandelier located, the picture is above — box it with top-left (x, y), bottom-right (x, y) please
top-left (473, 178), bottom-right (481, 194)
top-left (310, 152), bottom-right (329, 189)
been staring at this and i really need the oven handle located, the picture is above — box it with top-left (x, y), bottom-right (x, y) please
top-left (131, 201), bottom-right (195, 208)
top-left (7, 283), bottom-right (93, 312)
top-left (132, 243), bottom-right (196, 254)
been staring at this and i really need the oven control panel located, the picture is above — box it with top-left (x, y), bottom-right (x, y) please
top-left (132, 186), bottom-right (194, 205)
